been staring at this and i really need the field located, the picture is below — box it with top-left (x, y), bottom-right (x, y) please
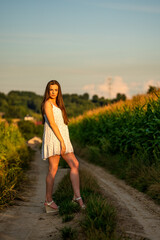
top-left (69, 91), bottom-right (160, 204)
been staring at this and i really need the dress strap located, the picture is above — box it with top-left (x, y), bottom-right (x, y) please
top-left (49, 101), bottom-right (60, 109)
top-left (49, 101), bottom-right (53, 106)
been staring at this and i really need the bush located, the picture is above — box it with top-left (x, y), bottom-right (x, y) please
top-left (0, 122), bottom-right (34, 208)
top-left (18, 120), bottom-right (43, 140)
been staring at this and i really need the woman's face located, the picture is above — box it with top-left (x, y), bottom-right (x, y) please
top-left (49, 84), bottom-right (58, 99)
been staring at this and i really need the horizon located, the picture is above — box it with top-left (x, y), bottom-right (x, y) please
top-left (1, 84), bottom-right (154, 101)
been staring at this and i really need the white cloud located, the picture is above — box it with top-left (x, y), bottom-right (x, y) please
top-left (129, 81), bottom-right (142, 88)
top-left (83, 84), bottom-right (96, 96)
top-left (82, 76), bottom-right (129, 99)
top-left (83, 78), bottom-right (160, 99)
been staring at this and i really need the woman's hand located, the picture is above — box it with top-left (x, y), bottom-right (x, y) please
top-left (60, 140), bottom-right (66, 155)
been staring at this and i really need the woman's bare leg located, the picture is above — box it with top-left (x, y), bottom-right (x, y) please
top-left (45, 154), bottom-right (60, 208)
top-left (61, 152), bottom-right (84, 206)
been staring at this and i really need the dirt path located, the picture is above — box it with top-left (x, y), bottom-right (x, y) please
top-left (78, 156), bottom-right (160, 240)
top-left (0, 141), bottom-right (70, 240)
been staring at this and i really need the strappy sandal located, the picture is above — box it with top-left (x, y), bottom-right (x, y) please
top-left (72, 196), bottom-right (86, 210)
top-left (44, 200), bottom-right (59, 213)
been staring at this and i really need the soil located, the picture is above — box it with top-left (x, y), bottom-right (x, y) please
top-left (0, 138), bottom-right (160, 240)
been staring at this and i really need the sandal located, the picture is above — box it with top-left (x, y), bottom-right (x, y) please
top-left (44, 200), bottom-right (59, 213)
top-left (72, 196), bottom-right (86, 210)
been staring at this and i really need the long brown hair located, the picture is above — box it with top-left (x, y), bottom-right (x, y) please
top-left (41, 80), bottom-right (69, 125)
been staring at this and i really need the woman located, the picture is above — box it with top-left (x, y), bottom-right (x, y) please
top-left (41, 80), bottom-right (85, 213)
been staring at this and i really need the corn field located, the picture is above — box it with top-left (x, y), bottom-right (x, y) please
top-left (69, 92), bottom-right (160, 203)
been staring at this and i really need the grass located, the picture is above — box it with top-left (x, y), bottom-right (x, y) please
top-left (72, 140), bottom-right (160, 205)
top-left (80, 194), bottom-right (118, 240)
top-left (62, 214), bottom-right (75, 223)
top-left (54, 168), bottom-right (126, 240)
top-left (60, 226), bottom-right (78, 240)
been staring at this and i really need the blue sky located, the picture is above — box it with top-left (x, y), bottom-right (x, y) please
top-left (0, 0), bottom-right (160, 99)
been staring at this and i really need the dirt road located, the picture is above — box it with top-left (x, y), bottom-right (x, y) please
top-left (78, 156), bottom-right (160, 240)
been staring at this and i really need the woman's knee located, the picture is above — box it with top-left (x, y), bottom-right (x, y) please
top-left (62, 153), bottom-right (79, 170)
top-left (48, 155), bottom-right (60, 176)
top-left (76, 160), bottom-right (79, 169)
top-left (71, 159), bottom-right (79, 171)
top-left (48, 165), bottom-right (58, 176)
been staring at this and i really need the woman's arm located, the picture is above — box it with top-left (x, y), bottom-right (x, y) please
top-left (44, 101), bottom-right (66, 151)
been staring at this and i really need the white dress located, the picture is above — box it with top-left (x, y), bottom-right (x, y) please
top-left (41, 102), bottom-right (74, 160)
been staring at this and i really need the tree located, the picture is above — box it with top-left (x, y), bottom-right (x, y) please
top-left (5, 105), bottom-right (27, 118)
top-left (92, 95), bottom-right (99, 103)
top-left (116, 93), bottom-right (126, 101)
top-left (71, 94), bottom-right (79, 103)
top-left (0, 92), bottom-right (8, 112)
top-left (82, 93), bottom-right (89, 100)
top-left (147, 85), bottom-right (159, 94)
top-left (99, 97), bottom-right (106, 106)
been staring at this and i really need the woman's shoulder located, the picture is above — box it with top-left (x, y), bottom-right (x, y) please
top-left (44, 100), bottom-right (53, 107)
top-left (43, 101), bottom-right (53, 113)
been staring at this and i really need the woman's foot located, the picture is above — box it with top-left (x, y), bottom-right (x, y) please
top-left (45, 198), bottom-right (59, 209)
top-left (45, 200), bottom-right (58, 209)
top-left (44, 199), bottom-right (59, 213)
top-left (72, 195), bottom-right (86, 209)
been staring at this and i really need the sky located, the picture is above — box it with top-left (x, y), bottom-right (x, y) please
top-left (0, 0), bottom-right (160, 99)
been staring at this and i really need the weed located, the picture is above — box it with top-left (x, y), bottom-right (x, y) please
top-left (60, 226), bottom-right (78, 240)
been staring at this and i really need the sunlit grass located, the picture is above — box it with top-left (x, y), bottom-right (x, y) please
top-left (69, 91), bottom-right (159, 124)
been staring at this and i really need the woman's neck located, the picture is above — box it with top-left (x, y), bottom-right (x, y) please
top-left (49, 98), bottom-right (56, 104)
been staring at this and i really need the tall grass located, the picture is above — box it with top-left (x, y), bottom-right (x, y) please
top-left (0, 122), bottom-right (34, 208)
top-left (69, 92), bottom-right (160, 204)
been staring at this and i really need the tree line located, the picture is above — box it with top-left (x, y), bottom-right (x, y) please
top-left (0, 90), bottom-right (127, 119)
top-left (0, 85), bottom-right (157, 120)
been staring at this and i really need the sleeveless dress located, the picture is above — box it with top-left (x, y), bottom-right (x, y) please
top-left (41, 102), bottom-right (74, 160)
